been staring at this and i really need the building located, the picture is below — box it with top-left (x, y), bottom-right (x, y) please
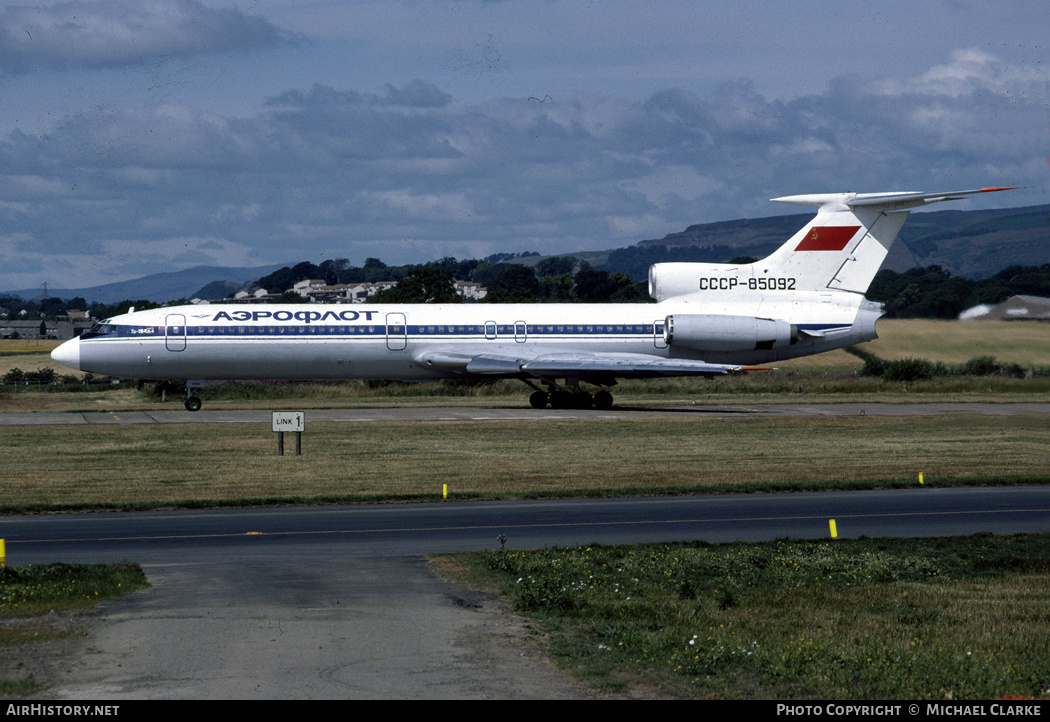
top-left (454, 280), bottom-right (487, 301)
top-left (1, 319), bottom-right (89, 340)
top-left (959, 295), bottom-right (1050, 321)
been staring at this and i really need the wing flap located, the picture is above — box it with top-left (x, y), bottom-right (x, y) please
top-left (466, 356), bottom-right (526, 374)
top-left (521, 353), bottom-right (741, 377)
top-left (414, 350), bottom-right (474, 371)
top-left (415, 349), bottom-right (529, 374)
top-left (417, 349), bottom-right (756, 379)
top-left (478, 352), bottom-right (743, 377)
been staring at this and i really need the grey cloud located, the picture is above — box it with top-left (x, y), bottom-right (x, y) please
top-left (266, 81), bottom-right (452, 109)
top-left (1, 51), bottom-right (1042, 290)
top-left (377, 81), bottom-right (452, 108)
top-left (0, 0), bottom-right (298, 73)
top-left (265, 84), bottom-right (366, 109)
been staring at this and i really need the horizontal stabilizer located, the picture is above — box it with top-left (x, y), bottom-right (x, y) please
top-left (772, 186), bottom-right (1018, 212)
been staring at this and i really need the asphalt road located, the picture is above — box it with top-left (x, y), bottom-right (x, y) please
top-left (7, 487), bottom-right (1050, 699)
top-left (11, 488), bottom-right (1050, 562)
top-left (4, 402), bottom-right (1049, 699)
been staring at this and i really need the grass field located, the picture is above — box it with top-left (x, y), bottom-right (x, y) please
top-left (443, 534), bottom-right (1050, 699)
top-left (856, 320), bottom-right (1050, 366)
top-left (0, 338), bottom-right (56, 356)
top-left (0, 414), bottom-right (1046, 510)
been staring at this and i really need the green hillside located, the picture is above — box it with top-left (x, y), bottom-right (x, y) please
top-left (602, 204), bottom-right (1049, 280)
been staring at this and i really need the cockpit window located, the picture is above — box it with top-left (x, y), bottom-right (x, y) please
top-left (81, 320), bottom-right (115, 339)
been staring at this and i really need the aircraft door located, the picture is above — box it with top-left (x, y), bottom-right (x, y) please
top-left (514, 321), bottom-right (527, 343)
top-left (165, 314), bottom-right (187, 352)
top-left (386, 312), bottom-right (407, 350)
top-left (653, 319), bottom-right (667, 349)
top-left (485, 321), bottom-right (497, 340)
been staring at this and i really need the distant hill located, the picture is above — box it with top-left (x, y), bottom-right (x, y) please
top-left (4, 264), bottom-right (288, 304)
top-left (599, 204), bottom-right (1049, 280)
top-left (894, 204), bottom-right (1049, 278)
top-left (192, 279), bottom-right (248, 301)
top-left (9, 204), bottom-right (1045, 304)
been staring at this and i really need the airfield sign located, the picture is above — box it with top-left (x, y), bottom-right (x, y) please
top-left (272, 411), bottom-right (305, 433)
top-left (272, 411), bottom-right (305, 455)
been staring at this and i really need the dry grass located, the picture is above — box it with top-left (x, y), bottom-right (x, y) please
top-left (1, 414), bottom-right (1046, 508)
top-left (857, 319), bottom-right (1050, 366)
top-left (0, 340), bottom-right (60, 354)
top-left (0, 340), bottom-right (67, 380)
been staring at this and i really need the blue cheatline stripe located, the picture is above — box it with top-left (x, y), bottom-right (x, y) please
top-left (105, 321), bottom-right (849, 339)
top-left (113, 323), bottom-right (669, 339)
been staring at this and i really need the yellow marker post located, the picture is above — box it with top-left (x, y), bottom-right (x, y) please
top-left (919, 472), bottom-right (924, 485)
top-left (829, 520), bottom-right (838, 539)
top-left (1, 538), bottom-right (5, 569)
top-left (443, 484), bottom-right (448, 500)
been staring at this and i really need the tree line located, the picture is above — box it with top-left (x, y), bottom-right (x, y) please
top-left (258, 256), bottom-right (1050, 312)
top-left (251, 254), bottom-right (651, 304)
top-left (0, 295), bottom-right (170, 322)
top-left (5, 260), bottom-right (1048, 320)
top-left (867, 264), bottom-right (1050, 318)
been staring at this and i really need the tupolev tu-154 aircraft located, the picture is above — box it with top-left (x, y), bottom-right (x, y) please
top-left (51, 186), bottom-right (1016, 411)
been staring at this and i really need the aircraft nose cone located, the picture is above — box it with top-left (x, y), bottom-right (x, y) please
top-left (51, 337), bottom-right (81, 371)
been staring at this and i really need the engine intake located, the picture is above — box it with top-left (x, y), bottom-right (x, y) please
top-left (664, 314), bottom-right (798, 352)
top-left (649, 263), bottom-right (739, 301)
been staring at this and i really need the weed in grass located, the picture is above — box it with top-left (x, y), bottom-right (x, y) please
top-left (0, 677), bottom-right (42, 697)
top-left (0, 563), bottom-right (149, 699)
top-left (0, 563), bottom-right (150, 618)
top-left (458, 534), bottom-right (1050, 699)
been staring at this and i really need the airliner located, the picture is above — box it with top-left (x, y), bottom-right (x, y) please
top-left (51, 187), bottom-right (1016, 411)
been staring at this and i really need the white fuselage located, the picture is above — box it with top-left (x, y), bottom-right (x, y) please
top-left (50, 186), bottom-right (1016, 403)
top-left (57, 292), bottom-right (879, 382)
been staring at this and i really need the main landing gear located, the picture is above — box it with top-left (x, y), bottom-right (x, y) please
top-left (184, 380), bottom-right (206, 412)
top-left (524, 379), bottom-right (614, 410)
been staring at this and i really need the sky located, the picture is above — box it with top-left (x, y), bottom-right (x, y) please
top-left (0, 0), bottom-right (1047, 292)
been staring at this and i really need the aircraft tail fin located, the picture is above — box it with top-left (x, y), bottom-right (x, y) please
top-left (647, 187), bottom-right (1017, 301)
top-left (758, 186), bottom-right (1019, 294)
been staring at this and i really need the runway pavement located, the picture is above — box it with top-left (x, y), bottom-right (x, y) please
top-left (3, 401), bottom-right (1050, 426)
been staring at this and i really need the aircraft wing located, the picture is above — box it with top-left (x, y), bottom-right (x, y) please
top-left (416, 349), bottom-right (752, 379)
